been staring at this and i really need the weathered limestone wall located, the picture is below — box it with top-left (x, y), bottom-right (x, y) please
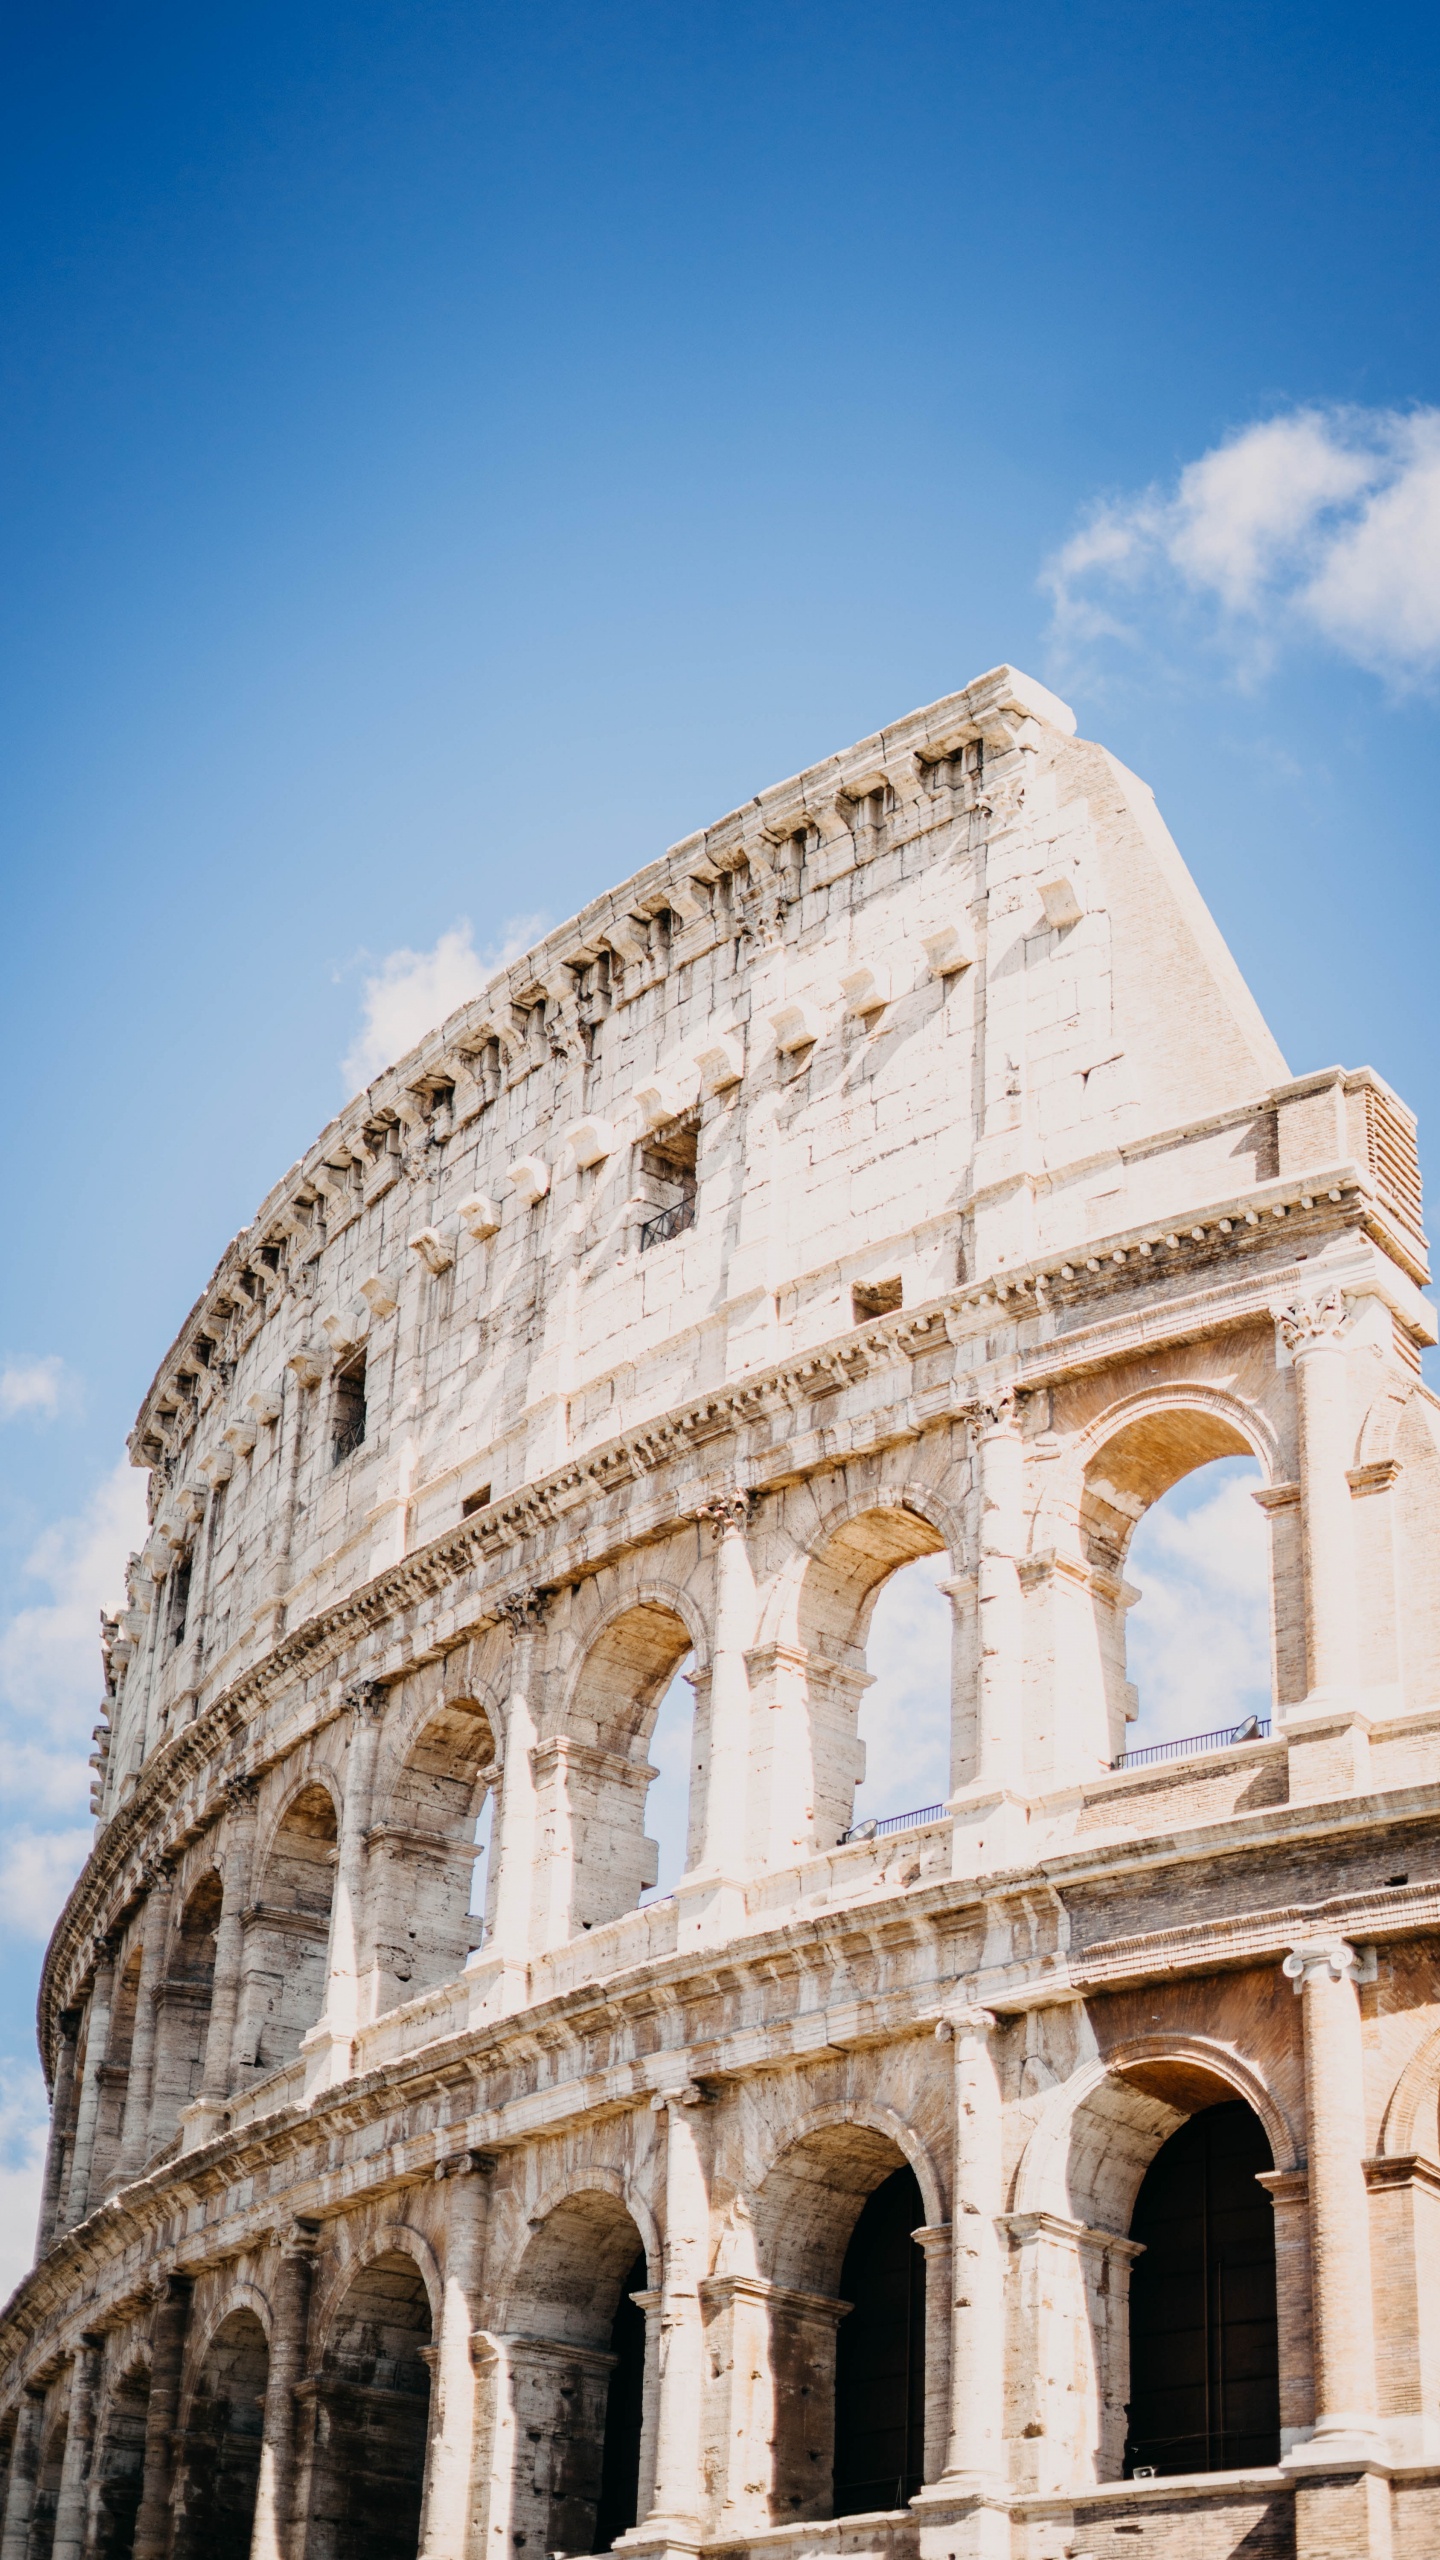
top-left (8, 669), bottom-right (1440, 2560)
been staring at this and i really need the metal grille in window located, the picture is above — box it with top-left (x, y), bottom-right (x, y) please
top-left (640, 1189), bottom-right (697, 1251)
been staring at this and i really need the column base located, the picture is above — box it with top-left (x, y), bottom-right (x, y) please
top-left (177, 2094), bottom-right (229, 2155)
top-left (610, 2517), bottom-right (704, 2558)
top-left (912, 2479), bottom-right (1012, 2559)
top-left (672, 1873), bottom-right (747, 1949)
top-left (462, 1949), bottom-right (530, 2024)
top-left (946, 1787), bottom-right (1032, 1880)
top-left (299, 2019), bottom-right (356, 2100)
top-left (1283, 2422), bottom-right (1392, 2474)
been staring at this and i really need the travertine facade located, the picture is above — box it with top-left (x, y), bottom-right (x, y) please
top-left (5, 664), bottom-right (1440, 2560)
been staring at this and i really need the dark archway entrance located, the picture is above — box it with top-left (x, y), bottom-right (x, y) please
top-left (1125, 2100), bottom-right (1280, 2475)
top-left (173, 2308), bottom-right (269, 2560)
top-left (833, 2164), bottom-right (926, 2514)
top-left (594, 2249), bottom-right (647, 2549)
top-left (94, 2363), bottom-right (151, 2560)
top-left (305, 2253), bottom-right (432, 2560)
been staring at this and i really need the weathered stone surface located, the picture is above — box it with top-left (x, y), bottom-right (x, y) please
top-left (5, 666), bottom-right (1438, 2560)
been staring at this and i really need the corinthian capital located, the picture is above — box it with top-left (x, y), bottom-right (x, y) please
top-left (342, 1677), bottom-right (388, 1721)
top-left (1277, 1288), bottom-right (1348, 1353)
top-left (1282, 1936), bottom-right (1359, 1990)
top-left (497, 1586), bottom-right (550, 1635)
top-left (974, 1384), bottom-right (1020, 1432)
top-left (697, 1488), bottom-right (753, 1534)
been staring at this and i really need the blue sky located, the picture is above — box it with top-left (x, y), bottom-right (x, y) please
top-left (1, 0), bottom-right (1437, 2278)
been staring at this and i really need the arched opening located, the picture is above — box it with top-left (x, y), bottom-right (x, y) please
top-left (852, 1561), bottom-right (952, 1834)
top-left (237, 1785), bottom-right (338, 2074)
top-left (149, 1872), bottom-right (223, 2147)
top-left (93, 2361), bottom-right (150, 2560)
top-left (306, 2253), bottom-right (432, 2560)
top-left (548, 1604), bottom-right (694, 1938)
top-left (794, 1507), bottom-right (948, 1853)
top-left (370, 1697), bottom-right (495, 2009)
top-left (173, 2309), bottom-right (269, 2560)
top-left (504, 2192), bottom-right (651, 2556)
top-left (752, 2123), bottom-right (926, 2522)
top-left (834, 2165), bottom-right (927, 2514)
top-left (28, 2413), bottom-right (67, 2560)
top-left (1075, 1409), bottom-right (1271, 1769)
top-left (1125, 2101), bottom-right (1279, 2476)
top-left (639, 1660), bottom-right (695, 1902)
top-left (1124, 1457), bottom-right (1271, 1756)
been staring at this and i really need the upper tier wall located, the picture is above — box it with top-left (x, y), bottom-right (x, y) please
top-left (102, 664), bottom-right (1421, 1815)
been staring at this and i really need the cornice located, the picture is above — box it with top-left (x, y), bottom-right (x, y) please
top-left (40, 1178), bottom-right (1418, 2067)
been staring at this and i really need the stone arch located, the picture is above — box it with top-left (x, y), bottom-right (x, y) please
top-left (499, 2185), bottom-right (653, 2560)
top-left (28, 2405), bottom-right (68, 2560)
top-left (540, 1597), bottom-right (699, 1939)
top-left (92, 2353), bottom-right (152, 2560)
top-left (1029, 1386), bottom-right (1278, 1776)
top-left (1012, 2037), bottom-right (1296, 2227)
top-left (236, 1780), bottom-right (338, 2076)
top-left (493, 2162), bottom-right (661, 2315)
top-left (764, 1487), bottom-right (956, 1853)
top-left (1380, 2014), bottom-right (1440, 2156)
top-left (180, 2279), bottom-right (274, 2397)
top-left (736, 2099), bottom-right (946, 2275)
top-left (369, 1690), bottom-right (498, 2012)
top-left (737, 2112), bottom-right (934, 2525)
top-left (309, 2219), bottom-right (443, 2354)
top-left (1010, 2039), bottom-right (1288, 2488)
top-left (148, 1869), bottom-right (223, 2148)
top-left (171, 2304), bottom-right (269, 2560)
top-left (91, 1943), bottom-right (143, 2199)
top-left (304, 2240), bottom-right (436, 2560)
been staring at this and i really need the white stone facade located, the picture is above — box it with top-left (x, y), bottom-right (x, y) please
top-left (5, 665), bottom-right (1440, 2560)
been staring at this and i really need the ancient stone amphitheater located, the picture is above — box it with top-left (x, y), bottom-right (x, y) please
top-left (4, 664), bottom-right (1438, 2560)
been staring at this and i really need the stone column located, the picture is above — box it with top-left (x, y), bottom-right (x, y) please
top-left (250, 2220), bottom-right (318, 2560)
top-left (484, 1592), bottom-right (548, 1986)
top-left (1281, 1938), bottom-right (1383, 2458)
top-left (132, 2273), bottom-right (192, 2560)
top-left (419, 2153), bottom-right (495, 2560)
top-left (185, 1778), bottom-right (260, 2148)
top-left (695, 1495), bottom-right (755, 1872)
top-left (942, 2009), bottom-right (1006, 2488)
top-left (305, 1680), bottom-right (386, 2092)
top-left (35, 2011), bottom-right (81, 2254)
top-left (50, 2335), bottom-right (103, 2560)
top-left (1281, 1293), bottom-right (1358, 1700)
top-left (643, 2089), bottom-right (709, 2536)
top-left (0, 2389), bottom-right (46, 2560)
top-left (62, 1941), bottom-right (117, 2229)
top-left (974, 1396), bottom-right (1024, 1792)
top-left (630, 2287), bottom-right (663, 2525)
top-left (114, 1862), bottom-right (174, 2188)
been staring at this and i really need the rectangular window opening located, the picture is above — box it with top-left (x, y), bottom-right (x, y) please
top-left (461, 1484), bottom-right (492, 1519)
top-left (852, 1278), bottom-right (903, 1322)
top-left (638, 1114), bottom-right (699, 1252)
top-left (169, 1554), bottom-right (192, 1650)
top-left (332, 1353), bottom-right (367, 1465)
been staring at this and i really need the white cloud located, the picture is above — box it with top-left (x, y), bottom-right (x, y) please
top-left (0, 1830), bottom-right (94, 1939)
top-left (0, 2062), bottom-right (47, 2305)
top-left (0, 1459), bottom-right (148, 1815)
top-left (0, 1357), bottom-right (74, 1422)
top-left (1125, 1459), bottom-right (1271, 1747)
top-left (1044, 404), bottom-right (1440, 684)
top-left (342, 914), bottom-right (550, 1091)
top-left (856, 1554), bottom-right (952, 1819)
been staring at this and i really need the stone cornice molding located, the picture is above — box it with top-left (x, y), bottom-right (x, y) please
top-left (39, 1191), bottom-right (1424, 2067)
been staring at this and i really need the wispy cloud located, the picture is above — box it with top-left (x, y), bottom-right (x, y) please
top-left (1044, 405), bottom-right (1440, 687)
top-left (0, 1357), bottom-right (75, 1422)
top-left (0, 1459), bottom-right (148, 1817)
top-left (856, 1554), bottom-right (952, 1818)
top-left (341, 914), bottom-right (549, 1091)
top-left (1125, 1459), bottom-right (1271, 1745)
top-left (0, 2061), bottom-right (47, 2304)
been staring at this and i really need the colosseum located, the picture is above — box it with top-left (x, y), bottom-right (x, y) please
top-left (3, 661), bottom-right (1438, 2560)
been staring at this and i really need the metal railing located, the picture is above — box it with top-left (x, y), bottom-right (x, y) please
top-left (1112, 1714), bottom-right (1271, 1772)
top-left (840, 1802), bottom-right (947, 1845)
top-left (639, 1191), bottom-right (697, 1251)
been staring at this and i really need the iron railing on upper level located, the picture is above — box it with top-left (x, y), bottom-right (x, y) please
top-left (639, 1190), bottom-right (697, 1251)
top-left (840, 1802), bottom-right (947, 1846)
top-left (1112, 1714), bottom-right (1271, 1772)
